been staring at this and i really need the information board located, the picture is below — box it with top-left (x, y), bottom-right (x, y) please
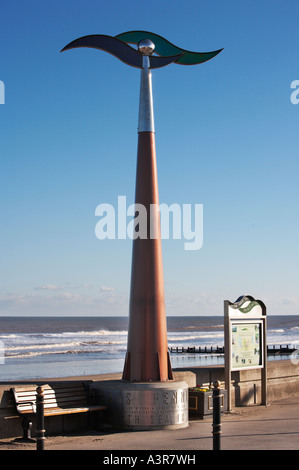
top-left (231, 321), bottom-right (263, 369)
top-left (224, 295), bottom-right (267, 410)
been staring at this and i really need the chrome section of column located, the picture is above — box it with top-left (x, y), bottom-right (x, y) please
top-left (138, 53), bottom-right (155, 133)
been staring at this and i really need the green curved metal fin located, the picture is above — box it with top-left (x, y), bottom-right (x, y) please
top-left (115, 30), bottom-right (223, 65)
top-left (61, 34), bottom-right (183, 69)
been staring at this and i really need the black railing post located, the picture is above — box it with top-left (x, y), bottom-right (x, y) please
top-left (36, 386), bottom-right (45, 451)
top-left (212, 380), bottom-right (222, 450)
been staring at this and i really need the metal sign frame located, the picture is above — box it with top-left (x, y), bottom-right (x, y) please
top-left (224, 295), bottom-right (267, 411)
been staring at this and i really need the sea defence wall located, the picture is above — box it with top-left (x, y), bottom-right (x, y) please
top-left (0, 361), bottom-right (298, 438)
top-left (180, 359), bottom-right (299, 405)
top-left (0, 370), bottom-right (195, 438)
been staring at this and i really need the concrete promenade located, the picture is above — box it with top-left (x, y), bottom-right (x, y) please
top-left (1, 396), bottom-right (298, 451)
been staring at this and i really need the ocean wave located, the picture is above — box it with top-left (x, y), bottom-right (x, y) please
top-left (183, 325), bottom-right (224, 330)
top-left (5, 338), bottom-right (127, 352)
top-left (5, 341), bottom-right (84, 351)
top-left (82, 340), bottom-right (127, 346)
top-left (168, 332), bottom-right (224, 342)
top-left (2, 317), bottom-right (298, 370)
top-left (44, 330), bottom-right (128, 338)
top-left (0, 334), bottom-right (20, 339)
top-left (5, 348), bottom-right (120, 359)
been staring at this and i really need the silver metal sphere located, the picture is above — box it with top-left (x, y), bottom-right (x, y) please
top-left (138, 39), bottom-right (155, 55)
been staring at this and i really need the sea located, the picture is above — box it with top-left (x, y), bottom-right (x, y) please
top-left (0, 315), bottom-right (298, 381)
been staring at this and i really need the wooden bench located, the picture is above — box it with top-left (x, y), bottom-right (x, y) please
top-left (11, 382), bottom-right (107, 440)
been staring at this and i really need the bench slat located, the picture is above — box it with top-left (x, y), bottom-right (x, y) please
top-left (16, 396), bottom-right (89, 407)
top-left (14, 387), bottom-right (86, 399)
top-left (44, 405), bottom-right (107, 416)
top-left (13, 383), bottom-right (85, 391)
top-left (14, 388), bottom-right (85, 396)
top-left (17, 404), bottom-right (107, 416)
top-left (14, 396), bottom-right (88, 406)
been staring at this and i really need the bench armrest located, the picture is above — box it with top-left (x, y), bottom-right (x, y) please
top-left (17, 401), bottom-right (36, 414)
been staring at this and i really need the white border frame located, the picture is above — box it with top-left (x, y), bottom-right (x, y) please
top-left (230, 319), bottom-right (264, 371)
top-left (224, 296), bottom-right (267, 411)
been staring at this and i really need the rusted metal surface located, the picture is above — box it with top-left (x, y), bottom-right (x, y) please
top-left (122, 132), bottom-right (173, 382)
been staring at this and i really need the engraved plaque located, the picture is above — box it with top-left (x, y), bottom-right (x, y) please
top-left (122, 387), bottom-right (188, 427)
top-left (91, 380), bottom-right (189, 430)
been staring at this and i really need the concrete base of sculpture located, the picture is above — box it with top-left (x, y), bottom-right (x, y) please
top-left (90, 380), bottom-right (189, 431)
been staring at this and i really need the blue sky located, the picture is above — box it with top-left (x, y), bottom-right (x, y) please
top-left (0, 0), bottom-right (298, 316)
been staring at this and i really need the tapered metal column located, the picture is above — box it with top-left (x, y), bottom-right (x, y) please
top-left (122, 41), bottom-right (173, 382)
